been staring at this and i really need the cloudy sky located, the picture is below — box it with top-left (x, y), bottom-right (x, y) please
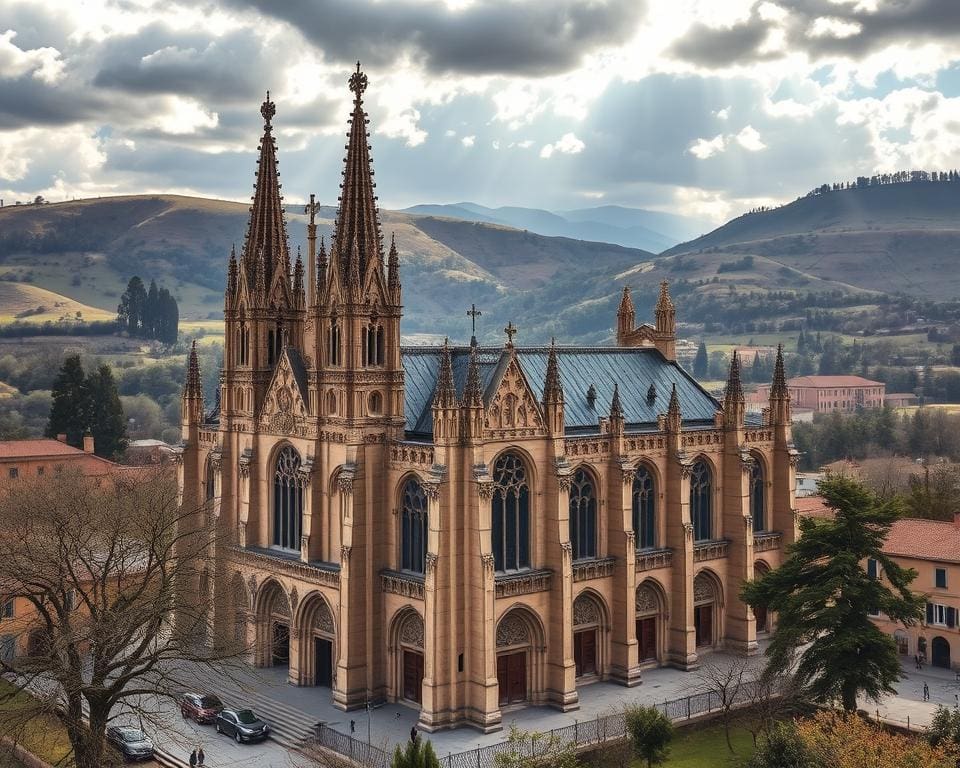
top-left (2, 0), bottom-right (960, 223)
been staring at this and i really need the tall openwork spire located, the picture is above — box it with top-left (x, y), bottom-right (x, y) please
top-left (241, 91), bottom-right (291, 299)
top-left (387, 233), bottom-right (400, 300)
top-left (331, 62), bottom-right (384, 290)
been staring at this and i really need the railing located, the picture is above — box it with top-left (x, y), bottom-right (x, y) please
top-left (494, 569), bottom-right (552, 598)
top-left (693, 539), bottom-right (730, 562)
top-left (572, 556), bottom-right (617, 582)
top-left (635, 548), bottom-right (672, 572)
top-left (753, 532), bottom-right (782, 552)
top-left (313, 680), bottom-right (779, 768)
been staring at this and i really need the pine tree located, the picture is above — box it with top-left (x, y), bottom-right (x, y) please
top-left (85, 364), bottom-right (127, 459)
top-left (693, 342), bottom-right (708, 379)
top-left (44, 355), bottom-right (90, 447)
top-left (391, 737), bottom-right (441, 768)
top-left (742, 475), bottom-right (925, 712)
top-left (145, 280), bottom-right (160, 339)
top-left (796, 329), bottom-right (806, 355)
top-left (117, 277), bottom-right (147, 336)
top-left (157, 287), bottom-right (179, 344)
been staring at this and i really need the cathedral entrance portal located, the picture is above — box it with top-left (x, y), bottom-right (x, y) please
top-left (315, 638), bottom-right (333, 687)
top-left (254, 580), bottom-right (292, 669)
top-left (402, 650), bottom-right (424, 704)
top-left (391, 609), bottom-right (425, 707)
top-left (497, 652), bottom-right (527, 705)
top-left (296, 592), bottom-right (337, 687)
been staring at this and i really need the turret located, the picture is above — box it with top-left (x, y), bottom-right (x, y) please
top-left (654, 280), bottom-right (677, 361)
top-left (616, 286), bottom-right (635, 345)
top-left (462, 344), bottom-right (484, 438)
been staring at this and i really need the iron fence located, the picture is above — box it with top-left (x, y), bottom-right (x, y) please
top-left (314, 680), bottom-right (772, 768)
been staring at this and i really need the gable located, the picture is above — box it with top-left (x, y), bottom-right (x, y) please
top-left (259, 348), bottom-right (309, 434)
top-left (483, 354), bottom-right (545, 437)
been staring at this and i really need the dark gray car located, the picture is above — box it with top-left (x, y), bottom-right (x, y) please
top-left (106, 726), bottom-right (154, 761)
top-left (214, 708), bottom-right (270, 743)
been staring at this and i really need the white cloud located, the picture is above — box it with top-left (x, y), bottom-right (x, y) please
top-left (539, 132), bottom-right (585, 159)
top-left (461, 135), bottom-right (475, 147)
top-left (735, 124), bottom-right (766, 151)
top-left (808, 17), bottom-right (863, 40)
top-left (715, 106), bottom-right (730, 120)
top-left (689, 133), bottom-right (727, 159)
top-left (444, 129), bottom-right (457, 137)
top-left (0, 30), bottom-right (64, 84)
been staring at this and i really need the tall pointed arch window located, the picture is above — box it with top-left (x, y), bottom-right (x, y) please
top-left (237, 322), bottom-right (250, 366)
top-left (750, 459), bottom-right (766, 532)
top-left (492, 453), bottom-right (530, 572)
top-left (400, 478), bottom-right (428, 573)
top-left (328, 321), bottom-right (341, 366)
top-left (569, 468), bottom-right (597, 560)
top-left (691, 460), bottom-right (713, 542)
top-left (363, 324), bottom-right (385, 367)
top-left (272, 446), bottom-right (304, 551)
top-left (632, 466), bottom-right (656, 550)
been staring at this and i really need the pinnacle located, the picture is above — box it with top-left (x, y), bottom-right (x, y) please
top-left (434, 339), bottom-right (457, 409)
top-left (667, 382), bottom-right (681, 415)
top-left (725, 351), bottom-right (744, 403)
top-left (544, 339), bottom-right (564, 404)
top-left (609, 382), bottom-right (624, 422)
top-left (464, 344), bottom-right (483, 407)
top-left (185, 340), bottom-right (202, 400)
top-left (771, 343), bottom-right (788, 397)
top-left (618, 285), bottom-right (634, 313)
top-left (656, 280), bottom-right (674, 311)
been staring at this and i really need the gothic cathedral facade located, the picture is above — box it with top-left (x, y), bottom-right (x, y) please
top-left (177, 65), bottom-right (799, 733)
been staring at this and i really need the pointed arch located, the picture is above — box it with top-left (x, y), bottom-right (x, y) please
top-left (632, 461), bottom-right (659, 550)
top-left (749, 451), bottom-right (768, 532)
top-left (495, 605), bottom-right (547, 706)
top-left (690, 456), bottom-right (715, 542)
top-left (693, 568), bottom-right (723, 649)
top-left (491, 450), bottom-right (532, 573)
top-left (254, 579), bottom-right (291, 667)
top-left (573, 589), bottom-right (609, 679)
top-left (295, 591), bottom-right (337, 688)
top-left (397, 473), bottom-right (428, 573)
top-left (390, 607), bottom-right (426, 706)
top-left (636, 578), bottom-right (668, 665)
top-left (271, 444), bottom-right (304, 551)
top-left (569, 465), bottom-right (599, 561)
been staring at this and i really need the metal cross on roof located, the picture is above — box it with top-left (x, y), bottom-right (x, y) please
top-left (349, 61), bottom-right (368, 98)
top-left (467, 304), bottom-right (482, 334)
top-left (304, 193), bottom-right (320, 225)
top-left (503, 321), bottom-right (517, 346)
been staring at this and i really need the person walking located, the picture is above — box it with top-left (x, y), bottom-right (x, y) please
top-left (189, 749), bottom-right (198, 768)
top-left (410, 725), bottom-right (418, 743)
top-left (923, 682), bottom-right (930, 701)
top-left (198, 746), bottom-right (205, 766)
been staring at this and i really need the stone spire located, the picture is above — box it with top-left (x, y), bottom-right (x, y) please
top-left (723, 351), bottom-right (745, 426)
top-left (464, 343), bottom-right (483, 407)
top-left (543, 339), bottom-right (564, 405)
top-left (293, 246), bottom-right (305, 308)
top-left (241, 91), bottom-right (290, 301)
top-left (433, 339), bottom-right (457, 409)
top-left (609, 382), bottom-right (624, 422)
top-left (666, 382), bottom-right (682, 432)
top-left (317, 236), bottom-right (327, 297)
top-left (771, 343), bottom-right (788, 398)
top-left (184, 340), bottom-right (203, 400)
top-left (331, 62), bottom-right (384, 291)
top-left (654, 280), bottom-right (677, 360)
top-left (616, 285), bottom-right (636, 345)
top-left (226, 243), bottom-right (238, 302)
top-left (387, 232), bottom-right (400, 301)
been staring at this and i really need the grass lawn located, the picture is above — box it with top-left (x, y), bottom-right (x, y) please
top-left (647, 723), bottom-right (756, 768)
top-left (0, 680), bottom-right (74, 766)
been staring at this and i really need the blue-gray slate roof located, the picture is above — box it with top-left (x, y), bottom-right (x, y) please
top-left (402, 345), bottom-right (723, 438)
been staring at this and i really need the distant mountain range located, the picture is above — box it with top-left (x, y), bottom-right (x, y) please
top-left (400, 202), bottom-right (710, 253)
top-left (0, 181), bottom-right (957, 347)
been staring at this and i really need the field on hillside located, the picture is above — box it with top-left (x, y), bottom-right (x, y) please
top-left (0, 281), bottom-right (113, 323)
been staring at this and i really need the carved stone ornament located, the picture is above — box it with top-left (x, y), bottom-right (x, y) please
top-left (425, 552), bottom-right (439, 574)
top-left (496, 613), bottom-right (530, 647)
top-left (237, 521), bottom-right (247, 547)
top-left (297, 458), bottom-right (315, 483)
top-left (340, 545), bottom-right (352, 563)
top-left (263, 353), bottom-right (308, 434)
top-left (557, 472), bottom-right (573, 492)
top-left (678, 461), bottom-right (693, 479)
top-left (484, 357), bottom-right (545, 434)
top-left (316, 601), bottom-right (335, 635)
top-left (621, 467), bottom-right (637, 485)
top-left (209, 451), bottom-right (223, 473)
top-left (625, 530), bottom-right (636, 548)
top-left (247, 574), bottom-right (257, 598)
top-left (573, 594), bottom-right (601, 627)
top-left (636, 585), bottom-right (660, 614)
top-left (423, 482), bottom-right (441, 501)
top-left (171, 448), bottom-right (185, 467)
top-left (477, 481), bottom-right (494, 500)
top-left (300, 535), bottom-right (309, 552)
top-left (740, 451), bottom-right (756, 474)
top-left (289, 586), bottom-right (299, 614)
top-left (744, 515), bottom-right (753, 532)
top-left (481, 553), bottom-right (495, 573)
top-left (238, 457), bottom-right (251, 479)
top-left (399, 612), bottom-right (425, 649)
top-left (682, 522), bottom-right (694, 541)
top-left (694, 573), bottom-right (715, 605)
top-left (337, 474), bottom-right (354, 494)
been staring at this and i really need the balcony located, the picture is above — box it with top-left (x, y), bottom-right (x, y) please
top-left (494, 569), bottom-right (552, 598)
top-left (572, 556), bottom-right (617, 582)
top-left (380, 570), bottom-right (425, 600)
top-left (753, 531), bottom-right (783, 552)
top-left (635, 548), bottom-right (673, 572)
top-left (234, 546), bottom-right (341, 588)
top-left (693, 540), bottom-right (730, 563)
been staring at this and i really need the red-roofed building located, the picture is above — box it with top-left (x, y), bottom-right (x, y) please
top-left (757, 375), bottom-right (885, 413)
top-left (0, 436), bottom-right (117, 481)
top-left (870, 516), bottom-right (960, 670)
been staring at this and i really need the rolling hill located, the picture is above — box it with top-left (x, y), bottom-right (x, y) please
top-left (0, 195), bottom-right (655, 344)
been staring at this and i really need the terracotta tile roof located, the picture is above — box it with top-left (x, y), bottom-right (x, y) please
top-left (0, 439), bottom-right (87, 459)
top-left (786, 375), bottom-right (883, 388)
top-left (883, 518), bottom-right (960, 564)
top-left (796, 495), bottom-right (834, 519)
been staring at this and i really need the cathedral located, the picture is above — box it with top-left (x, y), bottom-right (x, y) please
top-left (177, 64), bottom-right (799, 733)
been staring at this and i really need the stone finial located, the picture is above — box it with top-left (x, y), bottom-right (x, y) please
top-left (543, 338), bottom-right (564, 404)
top-left (464, 344), bottom-right (483, 407)
top-left (609, 382), bottom-right (624, 423)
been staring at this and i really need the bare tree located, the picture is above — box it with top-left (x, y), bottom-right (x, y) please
top-left (689, 656), bottom-right (753, 754)
top-left (0, 467), bottom-right (242, 768)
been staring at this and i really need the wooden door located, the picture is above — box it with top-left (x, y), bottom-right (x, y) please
top-left (315, 638), bottom-right (333, 687)
top-left (497, 652), bottom-right (527, 705)
top-left (695, 606), bottom-right (713, 647)
top-left (403, 650), bottom-right (424, 703)
top-left (637, 617), bottom-right (657, 662)
top-left (574, 629), bottom-right (597, 677)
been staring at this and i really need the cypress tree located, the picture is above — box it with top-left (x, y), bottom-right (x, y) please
top-left (45, 355), bottom-right (91, 447)
top-left (742, 475), bottom-right (925, 712)
top-left (693, 342), bottom-right (709, 379)
top-left (145, 280), bottom-right (160, 340)
top-left (86, 364), bottom-right (127, 459)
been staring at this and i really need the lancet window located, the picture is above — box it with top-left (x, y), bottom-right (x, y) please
top-left (400, 478), bottom-right (428, 573)
top-left (328, 321), bottom-right (341, 366)
top-left (750, 459), bottom-right (765, 532)
top-left (272, 446), bottom-right (304, 551)
top-left (492, 453), bottom-right (530, 572)
top-left (632, 465), bottom-right (656, 550)
top-left (569, 468), bottom-right (597, 560)
top-left (691, 459), bottom-right (713, 542)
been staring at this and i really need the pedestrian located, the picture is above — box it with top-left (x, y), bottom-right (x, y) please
top-left (955, 694), bottom-right (958, 709)
top-left (198, 747), bottom-right (205, 766)
top-left (189, 749), bottom-right (197, 768)
top-left (410, 725), bottom-right (418, 743)
top-left (923, 682), bottom-right (929, 701)
top-left (916, 654), bottom-right (922, 670)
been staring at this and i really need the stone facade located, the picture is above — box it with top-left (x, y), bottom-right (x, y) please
top-left (177, 66), bottom-right (800, 733)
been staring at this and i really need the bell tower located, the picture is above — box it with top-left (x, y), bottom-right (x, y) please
top-left (223, 92), bottom-right (304, 420)
top-left (312, 63), bottom-right (404, 431)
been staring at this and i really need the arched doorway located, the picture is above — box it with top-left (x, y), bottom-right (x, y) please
top-left (495, 608), bottom-right (544, 707)
top-left (392, 610), bottom-right (425, 705)
top-left (752, 561), bottom-right (770, 634)
top-left (932, 636), bottom-right (951, 669)
top-left (636, 581), bottom-right (666, 665)
top-left (573, 592), bottom-right (606, 679)
top-left (693, 571), bottom-right (721, 648)
top-left (297, 593), bottom-right (336, 688)
top-left (894, 630), bottom-right (909, 656)
top-left (255, 581), bottom-right (291, 668)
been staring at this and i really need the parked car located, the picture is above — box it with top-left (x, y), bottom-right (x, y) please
top-left (106, 726), bottom-right (154, 761)
top-left (215, 708), bottom-right (270, 743)
top-left (179, 692), bottom-right (224, 724)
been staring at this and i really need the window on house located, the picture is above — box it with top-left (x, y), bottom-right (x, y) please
top-left (867, 558), bottom-right (878, 579)
top-left (936, 568), bottom-right (947, 589)
top-left (8, 468), bottom-right (17, 479)
top-left (927, 602), bottom-right (956, 628)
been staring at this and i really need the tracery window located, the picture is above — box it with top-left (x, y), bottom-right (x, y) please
top-left (569, 468), bottom-right (597, 560)
top-left (632, 466), bottom-right (656, 550)
top-left (690, 459), bottom-right (713, 542)
top-left (328, 321), bottom-right (341, 366)
top-left (268, 321), bottom-right (284, 366)
top-left (400, 478), bottom-right (428, 573)
top-left (363, 324), bottom-right (385, 366)
top-left (750, 459), bottom-right (766, 532)
top-left (492, 453), bottom-right (530, 572)
top-left (237, 322), bottom-right (250, 366)
top-left (272, 446), bottom-right (304, 551)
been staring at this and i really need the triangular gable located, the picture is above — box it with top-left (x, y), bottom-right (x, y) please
top-left (483, 352), bottom-right (545, 436)
top-left (259, 348), bottom-right (309, 434)
top-left (361, 259), bottom-right (389, 305)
